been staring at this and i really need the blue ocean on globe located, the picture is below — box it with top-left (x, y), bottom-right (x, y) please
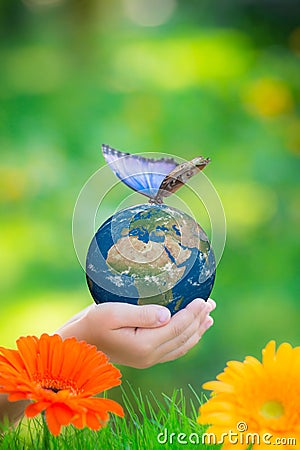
top-left (86, 203), bottom-right (215, 315)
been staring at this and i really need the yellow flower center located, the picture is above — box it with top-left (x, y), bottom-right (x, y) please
top-left (260, 400), bottom-right (284, 419)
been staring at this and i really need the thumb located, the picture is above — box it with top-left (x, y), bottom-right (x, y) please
top-left (96, 302), bottom-right (171, 329)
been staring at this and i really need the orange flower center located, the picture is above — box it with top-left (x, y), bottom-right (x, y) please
top-left (34, 376), bottom-right (79, 395)
top-left (260, 400), bottom-right (284, 419)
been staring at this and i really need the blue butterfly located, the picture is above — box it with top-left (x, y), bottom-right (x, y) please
top-left (102, 144), bottom-right (210, 204)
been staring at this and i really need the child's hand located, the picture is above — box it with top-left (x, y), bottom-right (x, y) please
top-left (0, 299), bottom-right (215, 425)
top-left (57, 298), bottom-right (215, 368)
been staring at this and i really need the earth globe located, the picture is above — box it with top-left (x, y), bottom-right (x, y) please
top-left (85, 145), bottom-right (216, 315)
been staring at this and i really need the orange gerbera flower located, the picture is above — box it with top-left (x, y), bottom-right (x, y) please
top-left (0, 334), bottom-right (124, 435)
top-left (198, 341), bottom-right (300, 449)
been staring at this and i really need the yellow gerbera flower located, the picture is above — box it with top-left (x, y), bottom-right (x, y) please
top-left (198, 341), bottom-right (300, 449)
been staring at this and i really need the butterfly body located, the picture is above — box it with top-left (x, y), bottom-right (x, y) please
top-left (102, 144), bottom-right (210, 204)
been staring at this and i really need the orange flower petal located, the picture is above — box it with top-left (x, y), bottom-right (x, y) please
top-left (59, 338), bottom-right (84, 380)
top-left (79, 397), bottom-right (124, 418)
top-left (7, 392), bottom-right (28, 402)
top-left (25, 401), bottom-right (51, 418)
top-left (71, 414), bottom-right (84, 429)
top-left (81, 368), bottom-right (122, 395)
top-left (0, 348), bottom-right (24, 373)
top-left (49, 403), bottom-right (74, 426)
top-left (37, 334), bottom-right (51, 376)
top-left (97, 398), bottom-right (125, 418)
top-left (16, 336), bottom-right (39, 378)
top-left (0, 334), bottom-right (123, 436)
top-left (86, 412), bottom-right (104, 430)
top-left (49, 334), bottom-right (64, 378)
top-left (46, 406), bottom-right (62, 436)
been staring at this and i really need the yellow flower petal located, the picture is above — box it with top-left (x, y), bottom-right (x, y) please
top-left (198, 340), bottom-right (300, 441)
top-left (203, 380), bottom-right (235, 394)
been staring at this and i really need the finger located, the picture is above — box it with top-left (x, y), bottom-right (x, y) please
top-left (152, 297), bottom-right (210, 346)
top-left (93, 302), bottom-right (171, 329)
top-left (185, 298), bottom-right (209, 316)
top-left (132, 313), bottom-right (199, 368)
top-left (159, 316), bottom-right (214, 363)
top-left (198, 315), bottom-right (214, 338)
top-left (185, 298), bottom-right (215, 325)
top-left (149, 305), bottom-right (201, 352)
top-left (159, 333), bottom-right (200, 363)
top-left (153, 301), bottom-right (214, 356)
top-left (206, 298), bottom-right (216, 311)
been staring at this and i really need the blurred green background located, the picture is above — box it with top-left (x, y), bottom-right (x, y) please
top-left (0, 0), bottom-right (299, 400)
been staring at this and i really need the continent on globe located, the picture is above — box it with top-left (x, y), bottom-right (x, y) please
top-left (86, 203), bottom-right (215, 315)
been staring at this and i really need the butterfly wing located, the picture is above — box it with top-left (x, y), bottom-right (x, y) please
top-left (102, 144), bottom-right (178, 199)
top-left (155, 156), bottom-right (210, 203)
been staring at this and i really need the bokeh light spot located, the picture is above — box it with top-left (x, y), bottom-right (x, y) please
top-left (242, 78), bottom-right (294, 118)
top-left (219, 182), bottom-right (277, 231)
top-left (0, 167), bottom-right (27, 202)
top-left (112, 32), bottom-right (251, 91)
top-left (123, 0), bottom-right (176, 27)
